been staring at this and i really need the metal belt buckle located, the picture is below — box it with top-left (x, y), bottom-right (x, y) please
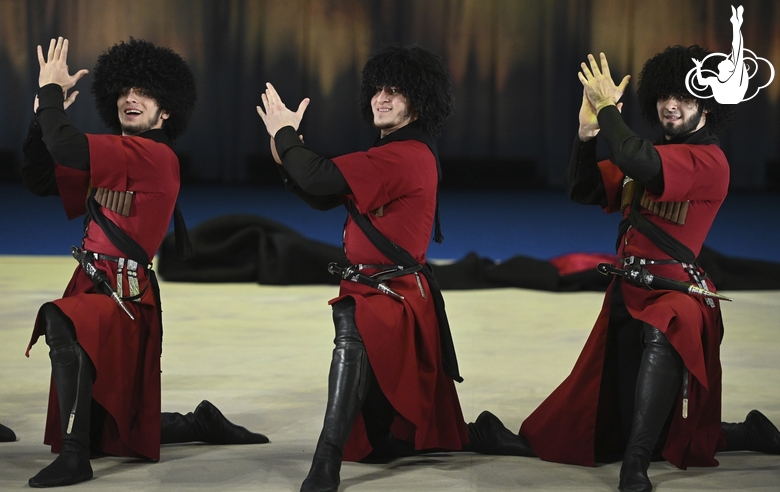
top-left (127, 259), bottom-right (140, 299)
top-left (116, 258), bottom-right (125, 298)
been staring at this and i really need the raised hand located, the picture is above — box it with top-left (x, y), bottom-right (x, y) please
top-left (37, 37), bottom-right (89, 92)
top-left (256, 83), bottom-right (310, 137)
top-left (578, 89), bottom-right (600, 140)
top-left (578, 52), bottom-right (630, 114)
top-left (578, 88), bottom-right (623, 141)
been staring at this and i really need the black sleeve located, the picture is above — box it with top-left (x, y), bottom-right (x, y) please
top-left (22, 119), bottom-right (59, 196)
top-left (277, 166), bottom-right (342, 211)
top-left (596, 105), bottom-right (664, 193)
top-left (274, 126), bottom-right (351, 196)
top-left (564, 134), bottom-right (608, 207)
top-left (36, 83), bottom-right (90, 171)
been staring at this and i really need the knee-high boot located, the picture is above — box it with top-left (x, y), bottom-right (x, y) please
top-left (721, 410), bottom-right (780, 454)
top-left (29, 304), bottom-right (94, 488)
top-left (301, 299), bottom-right (370, 492)
top-left (618, 324), bottom-right (682, 492)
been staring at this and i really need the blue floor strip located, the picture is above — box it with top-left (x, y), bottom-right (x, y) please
top-left (1, 182), bottom-right (777, 262)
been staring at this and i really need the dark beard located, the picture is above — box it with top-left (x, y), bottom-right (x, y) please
top-left (662, 108), bottom-right (703, 139)
top-left (374, 108), bottom-right (412, 130)
top-left (121, 107), bottom-right (163, 136)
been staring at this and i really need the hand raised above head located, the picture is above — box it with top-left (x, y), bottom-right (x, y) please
top-left (577, 52), bottom-right (630, 114)
top-left (578, 89), bottom-right (599, 141)
top-left (37, 37), bottom-right (89, 92)
top-left (256, 82), bottom-right (310, 137)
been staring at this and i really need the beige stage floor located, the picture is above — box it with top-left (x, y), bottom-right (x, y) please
top-left (1, 255), bottom-right (778, 491)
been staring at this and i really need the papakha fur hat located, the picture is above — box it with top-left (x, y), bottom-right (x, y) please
top-left (637, 45), bottom-right (735, 135)
top-left (359, 44), bottom-right (454, 138)
top-left (91, 38), bottom-right (196, 141)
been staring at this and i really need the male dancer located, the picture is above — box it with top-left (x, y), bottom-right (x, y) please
top-left (257, 44), bottom-right (469, 491)
top-left (23, 37), bottom-right (265, 488)
top-left (469, 47), bottom-right (780, 492)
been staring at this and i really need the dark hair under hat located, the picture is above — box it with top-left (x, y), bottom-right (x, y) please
top-left (637, 44), bottom-right (735, 135)
top-left (359, 44), bottom-right (454, 138)
top-left (91, 38), bottom-right (196, 141)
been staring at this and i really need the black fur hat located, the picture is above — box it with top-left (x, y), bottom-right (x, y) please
top-left (91, 38), bottom-right (196, 141)
top-left (637, 45), bottom-right (735, 135)
top-left (359, 44), bottom-right (454, 138)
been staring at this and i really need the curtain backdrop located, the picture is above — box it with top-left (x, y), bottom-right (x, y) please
top-left (1, 0), bottom-right (778, 188)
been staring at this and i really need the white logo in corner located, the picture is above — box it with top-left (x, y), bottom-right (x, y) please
top-left (685, 5), bottom-right (775, 104)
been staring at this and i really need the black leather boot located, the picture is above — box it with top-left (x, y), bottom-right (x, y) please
top-left (160, 400), bottom-right (269, 445)
top-left (0, 423), bottom-right (15, 442)
top-left (466, 411), bottom-right (536, 457)
top-left (29, 305), bottom-right (94, 488)
top-left (301, 299), bottom-right (369, 492)
top-left (721, 410), bottom-right (780, 454)
top-left (618, 324), bottom-right (682, 492)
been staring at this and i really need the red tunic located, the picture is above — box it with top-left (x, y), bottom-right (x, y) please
top-left (520, 142), bottom-right (729, 469)
top-left (27, 133), bottom-right (180, 461)
top-left (330, 139), bottom-right (469, 461)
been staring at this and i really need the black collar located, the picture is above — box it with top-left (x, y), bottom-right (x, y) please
top-left (136, 129), bottom-right (173, 149)
top-left (374, 120), bottom-right (433, 148)
top-left (656, 125), bottom-right (719, 147)
top-left (373, 121), bottom-right (440, 181)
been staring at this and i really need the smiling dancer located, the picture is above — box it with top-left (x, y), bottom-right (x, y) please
top-left (22, 37), bottom-right (266, 488)
top-left (468, 46), bottom-right (780, 492)
top-left (257, 44), bottom-right (468, 492)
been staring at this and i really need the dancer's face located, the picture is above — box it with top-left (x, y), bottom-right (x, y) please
top-left (657, 96), bottom-right (707, 139)
top-left (117, 88), bottom-right (170, 136)
top-left (371, 86), bottom-right (416, 137)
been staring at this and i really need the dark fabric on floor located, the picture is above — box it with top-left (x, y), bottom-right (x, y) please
top-left (157, 214), bottom-right (780, 291)
top-left (158, 214), bottom-right (345, 285)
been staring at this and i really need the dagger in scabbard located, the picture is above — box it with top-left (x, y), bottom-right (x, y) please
top-left (71, 246), bottom-right (135, 319)
top-left (328, 262), bottom-right (405, 300)
top-left (597, 263), bottom-right (732, 302)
